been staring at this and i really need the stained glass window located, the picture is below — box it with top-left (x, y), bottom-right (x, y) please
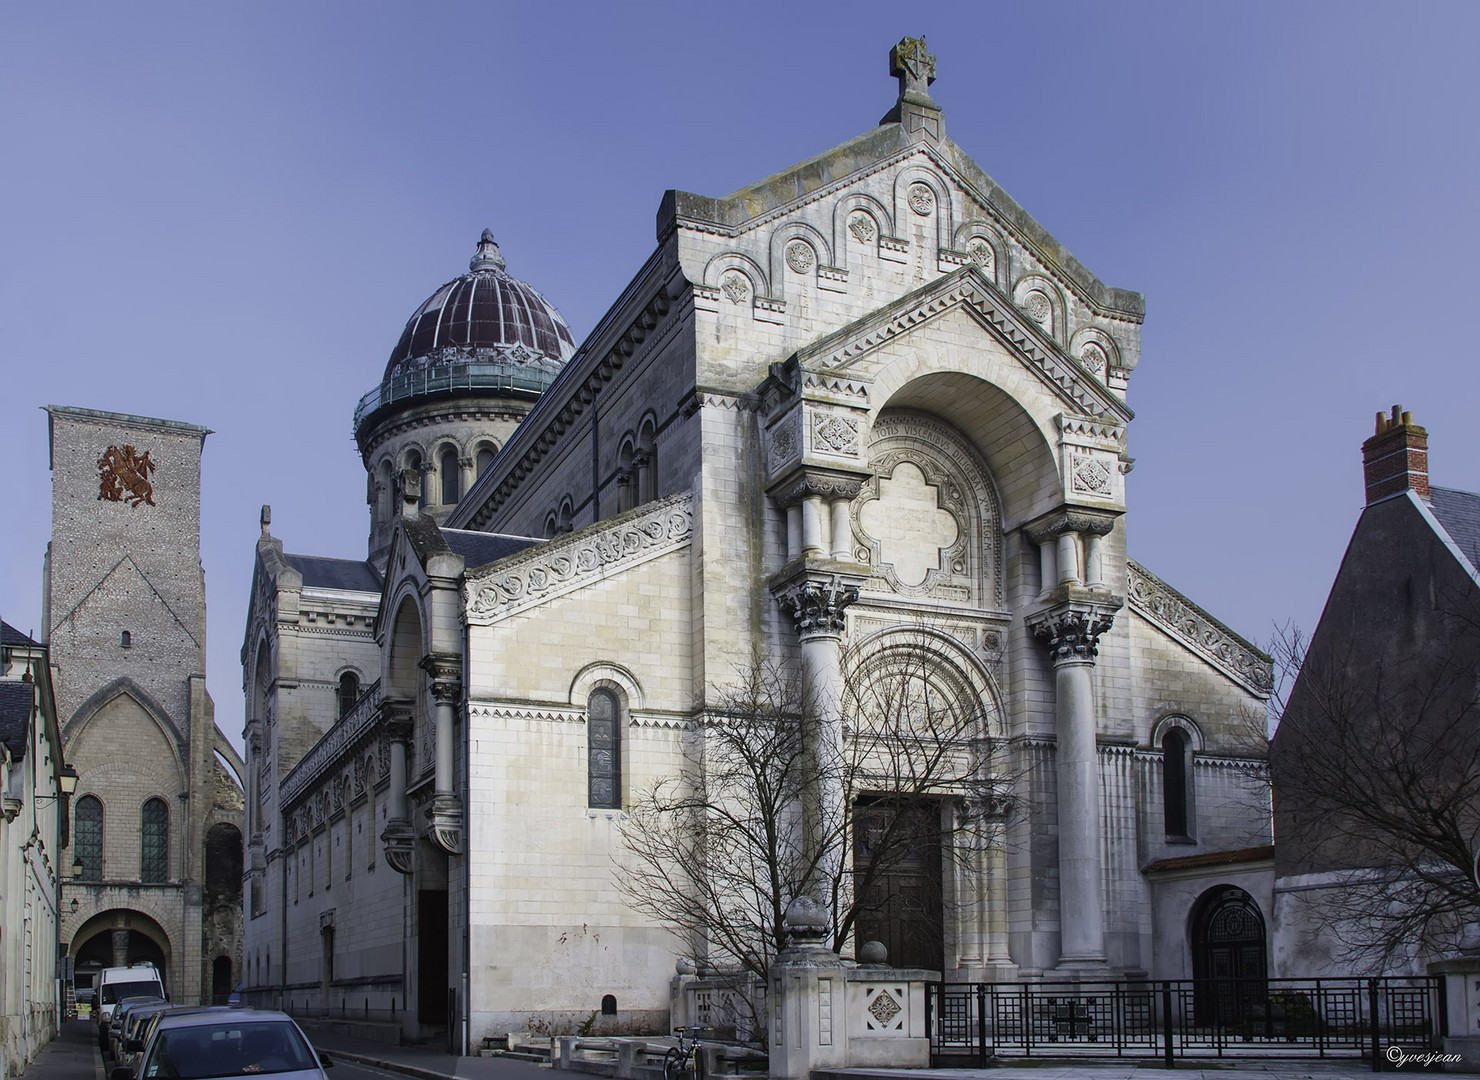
top-left (141, 798), bottom-right (168, 882)
top-left (588, 689), bottom-right (621, 809)
top-left (75, 796), bottom-right (102, 881)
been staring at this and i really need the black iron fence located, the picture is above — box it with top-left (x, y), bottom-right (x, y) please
top-left (927, 978), bottom-right (1445, 1070)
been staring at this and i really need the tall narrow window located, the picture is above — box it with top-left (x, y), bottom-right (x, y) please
top-left (1163, 729), bottom-right (1189, 838)
top-left (440, 448), bottom-right (460, 505)
top-left (587, 689), bottom-right (621, 809)
top-left (337, 673), bottom-right (360, 719)
top-left (475, 444), bottom-right (495, 477)
top-left (75, 795), bottom-right (103, 881)
top-left (141, 798), bottom-right (169, 882)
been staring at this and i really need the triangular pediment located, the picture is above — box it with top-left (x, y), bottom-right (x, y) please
top-left (785, 264), bottom-right (1132, 423)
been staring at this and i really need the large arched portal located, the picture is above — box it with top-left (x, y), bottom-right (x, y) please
top-left (70, 909), bottom-right (173, 995)
top-left (1190, 885), bottom-right (1268, 1025)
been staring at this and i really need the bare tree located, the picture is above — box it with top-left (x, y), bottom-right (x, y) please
top-left (1270, 603), bottom-right (1480, 970)
top-left (617, 638), bottom-right (1011, 1041)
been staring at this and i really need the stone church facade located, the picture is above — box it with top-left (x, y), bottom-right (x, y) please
top-left (240, 40), bottom-right (1274, 1045)
top-left (44, 406), bottom-right (245, 1006)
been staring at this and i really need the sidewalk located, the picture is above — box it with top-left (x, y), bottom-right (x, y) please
top-left (298, 1022), bottom-right (553, 1080)
top-left (18, 1020), bottom-right (101, 1080)
top-left (296, 1024), bottom-right (1399, 1080)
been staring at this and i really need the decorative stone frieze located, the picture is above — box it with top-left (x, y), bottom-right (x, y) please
top-left (465, 493), bottom-right (693, 624)
top-left (1024, 507), bottom-right (1118, 545)
top-left (1126, 559), bottom-right (1273, 697)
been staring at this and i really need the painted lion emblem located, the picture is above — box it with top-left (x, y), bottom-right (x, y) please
top-left (98, 444), bottom-right (156, 507)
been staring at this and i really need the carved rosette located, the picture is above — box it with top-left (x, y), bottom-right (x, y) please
top-left (431, 793), bottom-right (464, 855)
top-left (775, 573), bottom-right (862, 639)
top-left (1027, 599), bottom-right (1122, 664)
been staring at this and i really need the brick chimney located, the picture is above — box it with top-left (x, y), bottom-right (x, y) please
top-left (1362, 404), bottom-right (1429, 505)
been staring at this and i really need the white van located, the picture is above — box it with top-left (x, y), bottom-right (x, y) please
top-left (95, 963), bottom-right (165, 1044)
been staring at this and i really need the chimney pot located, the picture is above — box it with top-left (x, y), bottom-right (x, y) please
top-left (1361, 404), bottom-right (1429, 505)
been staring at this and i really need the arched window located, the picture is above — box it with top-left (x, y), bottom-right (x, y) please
top-left (475, 444), bottom-right (496, 477)
top-left (338, 672), bottom-right (360, 719)
top-left (636, 419), bottom-right (657, 504)
top-left (587, 689), bottom-right (621, 809)
top-left (440, 447), bottom-right (460, 505)
top-left (601, 994), bottom-right (617, 1016)
top-left (1163, 728), bottom-right (1190, 838)
top-left (141, 798), bottom-right (169, 882)
top-left (404, 450), bottom-right (424, 510)
top-left (74, 795), bottom-right (103, 881)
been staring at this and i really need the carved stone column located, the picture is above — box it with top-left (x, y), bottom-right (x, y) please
top-left (421, 653), bottom-right (464, 854)
top-left (773, 564), bottom-right (865, 923)
top-left (1026, 592), bottom-right (1121, 970)
top-left (380, 704), bottom-right (415, 875)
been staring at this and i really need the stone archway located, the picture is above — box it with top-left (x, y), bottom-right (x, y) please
top-left (1190, 885), bottom-right (1267, 1025)
top-left (69, 909), bottom-right (173, 995)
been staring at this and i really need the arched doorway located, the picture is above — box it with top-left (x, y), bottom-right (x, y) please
top-left (70, 909), bottom-right (173, 997)
top-left (1190, 885), bottom-right (1267, 1025)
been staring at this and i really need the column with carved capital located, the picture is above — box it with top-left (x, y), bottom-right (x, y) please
top-left (772, 565), bottom-right (865, 928)
top-left (381, 704), bottom-right (415, 875)
top-left (421, 652), bottom-right (464, 854)
top-left (1026, 593), bottom-right (1122, 970)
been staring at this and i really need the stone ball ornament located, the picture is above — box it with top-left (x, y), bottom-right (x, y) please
top-left (858, 939), bottom-right (888, 965)
top-left (675, 956), bottom-right (698, 975)
top-left (783, 895), bottom-right (830, 942)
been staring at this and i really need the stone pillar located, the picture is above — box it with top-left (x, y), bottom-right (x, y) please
top-left (800, 496), bottom-right (825, 557)
top-left (786, 505), bottom-right (802, 560)
top-left (829, 497), bottom-right (852, 560)
top-left (1429, 955), bottom-right (1480, 1068)
top-left (1026, 594), bottom-right (1121, 971)
top-left (111, 927), bottom-right (129, 967)
top-left (458, 456), bottom-right (475, 501)
top-left (768, 898), bottom-right (849, 1080)
top-left (773, 566), bottom-right (864, 924)
top-left (381, 707), bottom-right (415, 875)
top-left (421, 655), bottom-right (464, 854)
top-left (633, 449), bottom-right (654, 505)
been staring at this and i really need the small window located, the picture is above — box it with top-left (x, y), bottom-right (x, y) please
top-left (601, 994), bottom-right (617, 1016)
top-left (588, 689), bottom-right (621, 809)
top-left (338, 673), bottom-right (360, 719)
top-left (440, 448), bottom-right (460, 505)
top-left (141, 797), bottom-right (169, 882)
top-left (75, 795), bottom-right (103, 881)
top-left (119, 630), bottom-right (131, 649)
top-left (1163, 729), bottom-right (1190, 838)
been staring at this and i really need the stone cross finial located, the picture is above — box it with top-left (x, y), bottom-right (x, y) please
top-left (890, 37), bottom-right (936, 102)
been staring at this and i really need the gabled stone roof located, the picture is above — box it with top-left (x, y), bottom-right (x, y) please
top-left (1431, 486), bottom-right (1480, 573)
top-left (1, 621), bottom-right (38, 648)
top-left (441, 529), bottom-right (541, 570)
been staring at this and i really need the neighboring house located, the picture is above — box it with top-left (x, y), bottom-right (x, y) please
top-left (0, 621), bottom-right (68, 1073)
top-left (241, 39), bottom-right (1274, 1045)
top-left (1271, 407), bottom-right (1480, 977)
top-left (42, 407), bottom-right (246, 1006)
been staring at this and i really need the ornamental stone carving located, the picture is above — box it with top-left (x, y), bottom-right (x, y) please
top-left (848, 213), bottom-right (877, 243)
top-left (468, 494), bottom-right (693, 623)
top-left (381, 821), bottom-right (414, 875)
top-left (1027, 599), bottom-right (1121, 664)
top-left (908, 183), bottom-right (936, 215)
top-left (1127, 560), bottom-right (1273, 696)
top-left (1024, 290), bottom-right (1052, 329)
top-left (785, 241), bottom-right (816, 274)
top-left (1071, 454), bottom-right (1113, 496)
top-left (431, 794), bottom-right (464, 855)
top-left (775, 574), bottom-right (861, 638)
top-left (966, 239), bottom-right (994, 272)
top-left (811, 414), bottom-right (860, 456)
top-left (770, 472), bottom-right (864, 509)
top-left (720, 273), bottom-right (750, 305)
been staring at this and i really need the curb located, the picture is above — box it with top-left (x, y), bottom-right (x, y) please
top-left (316, 1046), bottom-right (458, 1080)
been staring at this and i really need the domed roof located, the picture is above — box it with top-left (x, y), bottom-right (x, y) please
top-left (383, 230), bottom-right (577, 381)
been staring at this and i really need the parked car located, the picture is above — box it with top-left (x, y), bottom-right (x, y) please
top-left (115, 1002), bottom-right (175, 1072)
top-left (113, 1008), bottom-right (334, 1080)
top-left (96, 963), bottom-right (166, 1046)
top-left (107, 996), bottom-right (165, 1060)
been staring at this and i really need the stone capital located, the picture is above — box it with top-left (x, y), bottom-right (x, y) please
top-left (772, 565), bottom-right (866, 640)
top-left (1026, 591), bottom-right (1124, 664)
top-left (380, 698), bottom-right (415, 743)
top-left (768, 469), bottom-right (865, 510)
top-left (1024, 506), bottom-right (1119, 545)
top-left (419, 652), bottom-right (462, 700)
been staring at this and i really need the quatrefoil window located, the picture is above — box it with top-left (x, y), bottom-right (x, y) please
top-left (858, 461), bottom-right (959, 587)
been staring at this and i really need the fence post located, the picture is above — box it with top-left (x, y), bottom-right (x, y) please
top-left (1369, 978), bottom-right (1381, 1073)
top-left (1162, 982), bottom-right (1174, 1069)
top-left (976, 983), bottom-right (988, 1065)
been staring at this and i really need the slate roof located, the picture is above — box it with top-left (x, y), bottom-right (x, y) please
top-left (0, 681), bottom-right (32, 761)
top-left (441, 529), bottom-right (542, 570)
top-left (1, 621), bottom-right (38, 648)
top-left (283, 555), bottom-right (382, 594)
top-left (1431, 486), bottom-right (1480, 574)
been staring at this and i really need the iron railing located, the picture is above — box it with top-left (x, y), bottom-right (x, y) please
top-left (353, 360), bottom-right (559, 434)
top-left (927, 978), bottom-right (1445, 1070)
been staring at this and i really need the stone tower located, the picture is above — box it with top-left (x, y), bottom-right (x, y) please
top-left (44, 406), bottom-right (246, 1006)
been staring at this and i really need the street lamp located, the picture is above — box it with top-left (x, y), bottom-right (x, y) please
top-left (34, 764), bottom-right (79, 804)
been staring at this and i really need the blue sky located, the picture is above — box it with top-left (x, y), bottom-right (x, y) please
top-left (4, 2), bottom-right (1477, 749)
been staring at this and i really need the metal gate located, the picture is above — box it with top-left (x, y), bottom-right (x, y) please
top-left (927, 977), bottom-right (1444, 1070)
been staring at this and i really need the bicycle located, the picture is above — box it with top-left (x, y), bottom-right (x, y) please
top-left (663, 1026), bottom-right (711, 1080)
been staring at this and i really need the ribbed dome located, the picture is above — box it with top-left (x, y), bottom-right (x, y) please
top-left (383, 231), bottom-right (577, 381)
